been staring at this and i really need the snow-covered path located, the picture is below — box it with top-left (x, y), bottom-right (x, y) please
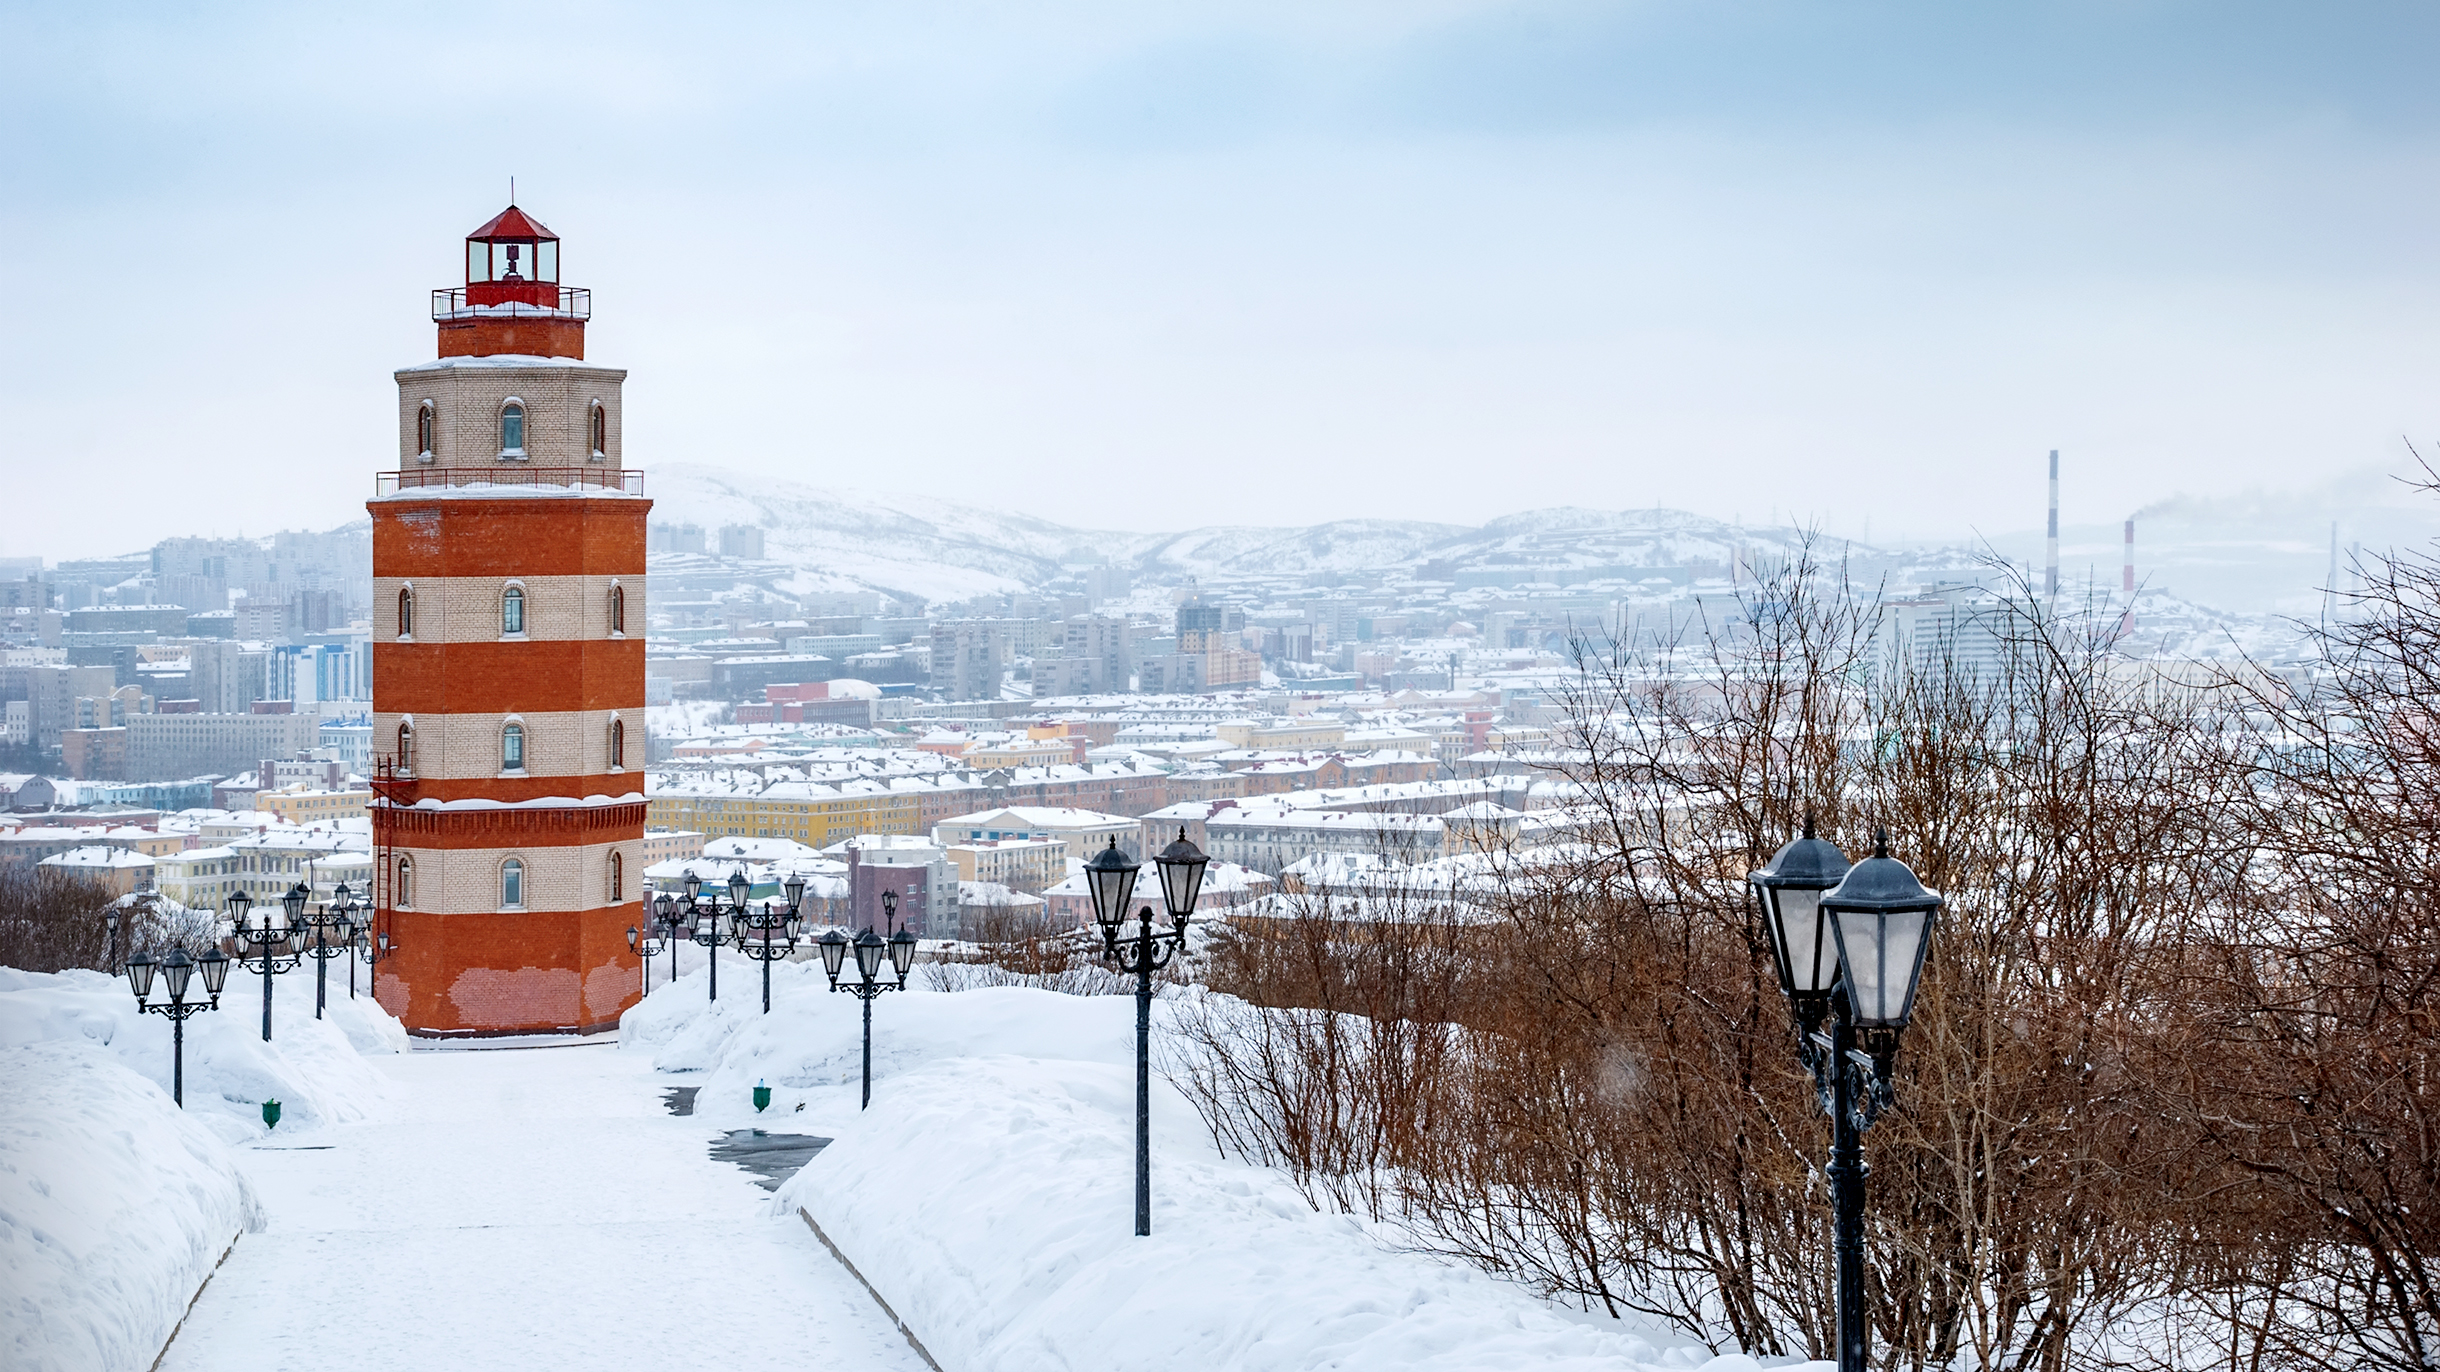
top-left (156, 1042), bottom-right (930, 1372)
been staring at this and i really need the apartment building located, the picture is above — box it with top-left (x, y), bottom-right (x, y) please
top-left (125, 710), bottom-right (320, 781)
top-left (155, 845), bottom-right (243, 910)
top-left (647, 778), bottom-right (923, 849)
top-left (37, 846), bottom-right (155, 896)
top-left (1215, 719), bottom-right (1348, 750)
top-left (642, 829), bottom-right (706, 867)
top-left (224, 827), bottom-right (368, 903)
top-left (932, 805), bottom-right (1136, 862)
top-left (254, 785), bottom-right (373, 827)
top-left (942, 838), bottom-right (1067, 894)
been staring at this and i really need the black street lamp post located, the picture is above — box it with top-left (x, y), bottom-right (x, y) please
top-left (627, 924), bottom-right (663, 998)
top-left (1751, 821), bottom-right (1942, 1372)
top-left (734, 875), bottom-right (807, 1013)
top-left (677, 868), bottom-right (753, 1002)
top-left (124, 945), bottom-right (231, 1107)
top-left (362, 926), bottom-right (397, 1003)
top-left (818, 888), bottom-right (917, 1109)
top-left (1085, 829), bottom-right (1207, 1238)
top-left (224, 887), bottom-right (305, 1042)
top-left (652, 890), bottom-right (689, 989)
top-left (300, 882), bottom-right (359, 1020)
top-left (105, 905), bottom-right (123, 971)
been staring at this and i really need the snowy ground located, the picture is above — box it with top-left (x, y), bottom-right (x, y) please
top-left (155, 1043), bottom-right (927, 1372)
top-left (10, 949), bottom-right (1818, 1372)
top-left (627, 960), bottom-right (1807, 1372)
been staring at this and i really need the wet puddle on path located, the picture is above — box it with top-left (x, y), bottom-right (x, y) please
top-left (709, 1130), bottom-right (831, 1191)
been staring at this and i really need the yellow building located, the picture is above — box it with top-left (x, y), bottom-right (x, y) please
top-left (1215, 719), bottom-right (1347, 750)
top-left (255, 785), bottom-right (373, 826)
top-left (647, 781), bottom-right (922, 850)
top-left (966, 737), bottom-right (1076, 768)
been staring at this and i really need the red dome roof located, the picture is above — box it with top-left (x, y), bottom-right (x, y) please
top-left (465, 204), bottom-right (557, 242)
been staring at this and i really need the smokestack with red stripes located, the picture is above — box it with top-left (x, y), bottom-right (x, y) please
top-left (2045, 450), bottom-right (2060, 600)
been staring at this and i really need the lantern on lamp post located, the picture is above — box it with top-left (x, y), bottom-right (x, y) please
top-left (733, 873), bottom-right (807, 1014)
top-left (818, 887), bottom-right (917, 1110)
top-left (653, 890), bottom-right (689, 989)
top-left (299, 881), bottom-right (358, 1020)
top-left (225, 886), bottom-right (305, 1042)
top-left (627, 923), bottom-right (662, 998)
top-left (1752, 821), bottom-right (1942, 1372)
top-left (675, 867), bottom-right (752, 1002)
top-left (124, 944), bottom-right (231, 1107)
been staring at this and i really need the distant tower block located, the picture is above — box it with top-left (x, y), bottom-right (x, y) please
top-left (2045, 450), bottom-right (2060, 601)
top-left (367, 204), bottom-right (650, 1037)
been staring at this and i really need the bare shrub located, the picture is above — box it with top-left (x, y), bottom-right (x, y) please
top-left (0, 866), bottom-right (122, 972)
top-left (1174, 539), bottom-right (2267, 1367)
top-left (921, 904), bottom-right (1136, 995)
top-left (2132, 479), bottom-right (2440, 1372)
top-left (1169, 882), bottom-right (1475, 1221)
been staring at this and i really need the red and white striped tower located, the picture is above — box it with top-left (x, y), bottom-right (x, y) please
top-left (366, 205), bottom-right (650, 1037)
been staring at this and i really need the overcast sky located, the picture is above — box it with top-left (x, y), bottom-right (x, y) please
top-left (5, 1), bottom-right (2437, 563)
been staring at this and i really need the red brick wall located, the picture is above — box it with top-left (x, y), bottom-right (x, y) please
top-left (372, 902), bottom-right (641, 1036)
top-left (373, 500), bottom-right (645, 579)
top-left (374, 802), bottom-right (644, 849)
top-left (437, 316), bottom-right (586, 360)
top-left (373, 640), bottom-right (645, 714)
top-left (368, 492), bottom-right (649, 1036)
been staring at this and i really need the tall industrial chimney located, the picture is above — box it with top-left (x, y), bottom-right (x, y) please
top-left (2045, 450), bottom-right (2060, 600)
top-left (2326, 522), bottom-right (2339, 623)
top-left (2120, 518), bottom-right (2135, 636)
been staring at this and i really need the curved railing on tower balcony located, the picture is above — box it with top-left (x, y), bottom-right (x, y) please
top-left (430, 286), bottom-right (591, 321)
top-left (376, 467), bottom-right (643, 496)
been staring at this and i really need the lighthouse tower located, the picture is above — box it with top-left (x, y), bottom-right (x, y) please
top-left (367, 205), bottom-right (649, 1037)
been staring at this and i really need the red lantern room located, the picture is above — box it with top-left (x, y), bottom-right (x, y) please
top-left (431, 203), bottom-right (591, 360)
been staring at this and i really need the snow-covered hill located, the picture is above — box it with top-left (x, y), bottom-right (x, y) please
top-left (643, 463), bottom-right (1913, 599)
top-left (1129, 519), bottom-right (1468, 581)
top-left (647, 463), bottom-right (1124, 603)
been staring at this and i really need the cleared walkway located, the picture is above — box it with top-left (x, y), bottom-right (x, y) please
top-left (159, 1042), bottom-right (928, 1372)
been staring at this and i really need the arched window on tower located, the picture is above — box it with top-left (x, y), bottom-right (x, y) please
top-left (609, 584), bottom-right (625, 635)
top-left (502, 858), bottom-right (525, 909)
top-left (416, 401), bottom-right (436, 461)
top-left (589, 402), bottom-right (607, 461)
top-left (499, 400), bottom-right (526, 459)
top-left (396, 720), bottom-right (414, 772)
top-left (501, 586), bottom-right (525, 635)
top-left (397, 586), bottom-right (414, 639)
top-left (609, 852), bottom-right (623, 903)
top-left (502, 722), bottom-right (525, 772)
top-left (396, 856), bottom-right (414, 908)
top-left (610, 718), bottom-right (624, 769)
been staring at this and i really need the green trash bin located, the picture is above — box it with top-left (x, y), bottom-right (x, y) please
top-left (262, 1099), bottom-right (282, 1129)
top-left (752, 1080), bottom-right (771, 1113)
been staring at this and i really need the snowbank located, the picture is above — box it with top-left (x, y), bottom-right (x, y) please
top-left (0, 1041), bottom-right (260, 1372)
top-left (0, 966), bottom-right (404, 1141)
top-left (0, 966), bottom-right (405, 1372)
top-left (626, 969), bottom-right (1764, 1371)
